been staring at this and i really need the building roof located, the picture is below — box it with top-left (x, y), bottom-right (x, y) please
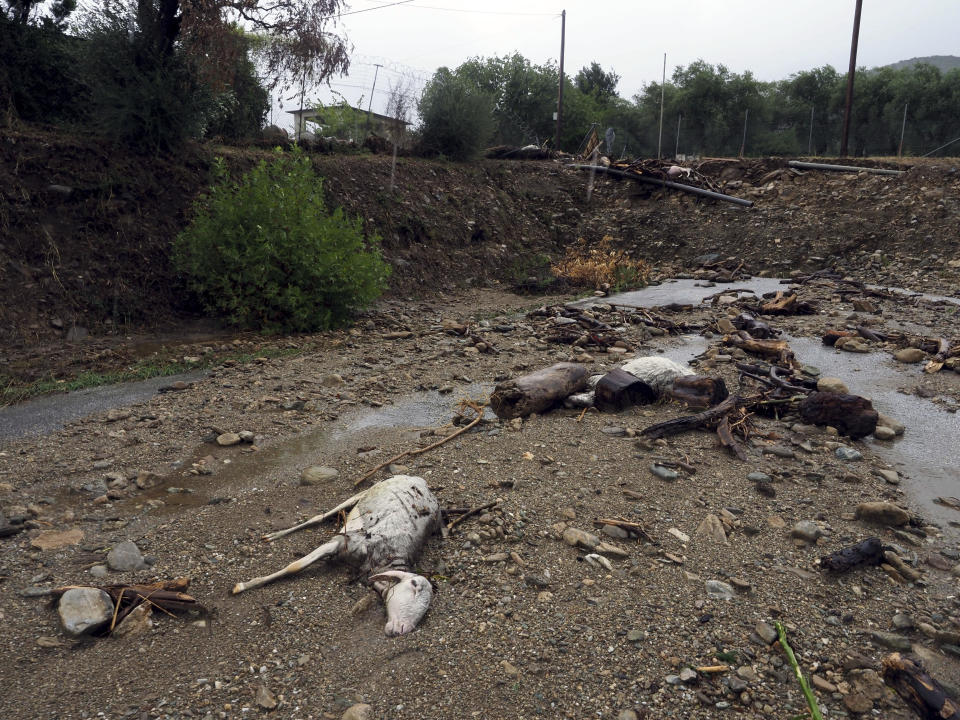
top-left (287, 106), bottom-right (409, 125)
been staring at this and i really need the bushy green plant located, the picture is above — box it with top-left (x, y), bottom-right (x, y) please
top-left (174, 148), bottom-right (390, 332)
top-left (417, 68), bottom-right (495, 160)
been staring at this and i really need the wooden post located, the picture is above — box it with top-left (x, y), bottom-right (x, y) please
top-left (840, 0), bottom-right (864, 157)
top-left (555, 10), bottom-right (566, 150)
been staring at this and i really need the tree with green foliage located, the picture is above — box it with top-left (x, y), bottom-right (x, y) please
top-left (1, 0), bottom-right (82, 123)
top-left (575, 62), bottom-right (620, 104)
top-left (76, 0), bottom-right (212, 152)
top-left (174, 148), bottom-right (390, 332)
top-left (202, 29), bottom-right (270, 141)
top-left (456, 53), bottom-right (559, 146)
top-left (418, 68), bottom-right (495, 160)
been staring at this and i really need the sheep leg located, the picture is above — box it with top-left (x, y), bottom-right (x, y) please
top-left (232, 535), bottom-right (346, 594)
top-left (262, 491), bottom-right (366, 542)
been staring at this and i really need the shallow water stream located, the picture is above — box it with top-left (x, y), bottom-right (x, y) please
top-left (601, 279), bottom-right (960, 529)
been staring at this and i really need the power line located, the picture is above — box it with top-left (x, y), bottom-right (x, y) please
top-left (404, 4), bottom-right (560, 16)
top-left (329, 0), bottom-right (415, 20)
top-left (352, 0), bottom-right (559, 16)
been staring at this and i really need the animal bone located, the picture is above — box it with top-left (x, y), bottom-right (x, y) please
top-left (232, 475), bottom-right (441, 635)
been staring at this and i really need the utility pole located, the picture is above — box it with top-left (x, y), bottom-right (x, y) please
top-left (898, 102), bottom-right (908, 157)
top-left (657, 53), bottom-right (666, 159)
top-left (740, 108), bottom-right (749, 157)
top-left (808, 106), bottom-right (814, 155)
top-left (555, 9), bottom-right (566, 150)
top-left (840, 0), bottom-right (863, 157)
top-left (674, 113), bottom-right (682, 159)
top-left (366, 63), bottom-right (382, 133)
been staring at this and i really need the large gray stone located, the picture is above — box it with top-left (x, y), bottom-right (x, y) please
top-left (58, 588), bottom-right (114, 636)
top-left (107, 540), bottom-right (147, 571)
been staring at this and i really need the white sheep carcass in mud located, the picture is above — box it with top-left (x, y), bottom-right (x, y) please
top-left (232, 475), bottom-right (441, 636)
top-left (619, 356), bottom-right (693, 396)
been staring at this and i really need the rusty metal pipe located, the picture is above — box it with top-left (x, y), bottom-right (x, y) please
top-left (570, 164), bottom-right (753, 208)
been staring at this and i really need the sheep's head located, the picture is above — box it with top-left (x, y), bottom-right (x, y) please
top-left (369, 570), bottom-right (433, 636)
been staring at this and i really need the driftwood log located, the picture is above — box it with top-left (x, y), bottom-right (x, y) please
top-left (490, 363), bottom-right (588, 419)
top-left (725, 333), bottom-right (796, 366)
top-left (757, 292), bottom-right (816, 316)
top-left (799, 391), bottom-right (878, 439)
top-left (640, 394), bottom-right (739, 440)
top-left (668, 375), bottom-right (729, 408)
top-left (881, 653), bottom-right (960, 720)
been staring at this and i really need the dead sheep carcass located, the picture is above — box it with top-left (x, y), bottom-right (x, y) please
top-left (233, 475), bottom-right (441, 636)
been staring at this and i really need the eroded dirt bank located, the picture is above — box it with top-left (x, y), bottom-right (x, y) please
top-left (1, 273), bottom-right (959, 719)
top-left (3, 126), bottom-right (959, 387)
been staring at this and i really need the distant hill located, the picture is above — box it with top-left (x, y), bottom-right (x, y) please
top-left (883, 55), bottom-right (960, 72)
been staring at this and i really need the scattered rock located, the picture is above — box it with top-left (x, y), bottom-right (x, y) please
top-left (341, 704), bottom-right (373, 720)
top-left (837, 337), bottom-right (870, 353)
top-left (255, 683), bottom-right (277, 710)
top-left (873, 425), bottom-right (896, 440)
top-left (650, 464), bottom-right (679, 481)
top-left (817, 377), bottom-right (849, 394)
top-left (868, 631), bottom-right (911, 651)
top-left (58, 588), bottom-right (114, 636)
top-left (843, 693), bottom-right (873, 714)
top-left (894, 348), bottom-right (926, 363)
top-left (791, 520), bottom-right (823, 543)
top-left (135, 471), bottom-right (161, 489)
top-left (561, 527), bottom-right (599, 550)
top-left (754, 621), bottom-right (778, 645)
top-left (216, 432), bottom-right (242, 447)
top-left (112, 602), bottom-right (153, 639)
top-left (855, 502), bottom-right (911, 527)
top-left (107, 540), bottom-right (148, 571)
top-left (876, 413), bottom-right (905, 435)
top-left (696, 514), bottom-right (727, 544)
top-left (30, 528), bottom-right (83, 550)
top-left (875, 468), bottom-right (900, 484)
top-left (704, 580), bottom-right (735, 600)
top-left (300, 466), bottom-right (339, 486)
top-left (835, 446), bottom-right (863, 461)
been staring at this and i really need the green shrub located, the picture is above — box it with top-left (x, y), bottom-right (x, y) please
top-left (417, 68), bottom-right (495, 160)
top-left (174, 148), bottom-right (391, 332)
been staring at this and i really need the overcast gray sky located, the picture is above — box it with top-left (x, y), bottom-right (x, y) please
top-left (276, 0), bottom-right (960, 129)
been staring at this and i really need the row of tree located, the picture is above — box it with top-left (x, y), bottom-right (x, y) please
top-left (418, 54), bottom-right (960, 159)
top-left (4, 0), bottom-right (958, 160)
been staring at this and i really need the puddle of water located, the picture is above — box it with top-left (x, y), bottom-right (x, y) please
top-left (0, 371), bottom-right (206, 444)
top-left (596, 278), bottom-right (788, 308)
top-left (789, 337), bottom-right (960, 528)
top-left (332, 383), bottom-right (495, 440)
top-left (119, 386), bottom-right (500, 518)
top-left (600, 279), bottom-right (960, 529)
top-left (589, 277), bottom-right (959, 309)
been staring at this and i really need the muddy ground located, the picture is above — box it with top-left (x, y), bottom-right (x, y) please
top-left (2, 273), bottom-right (960, 720)
top-left (1, 131), bottom-right (960, 719)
